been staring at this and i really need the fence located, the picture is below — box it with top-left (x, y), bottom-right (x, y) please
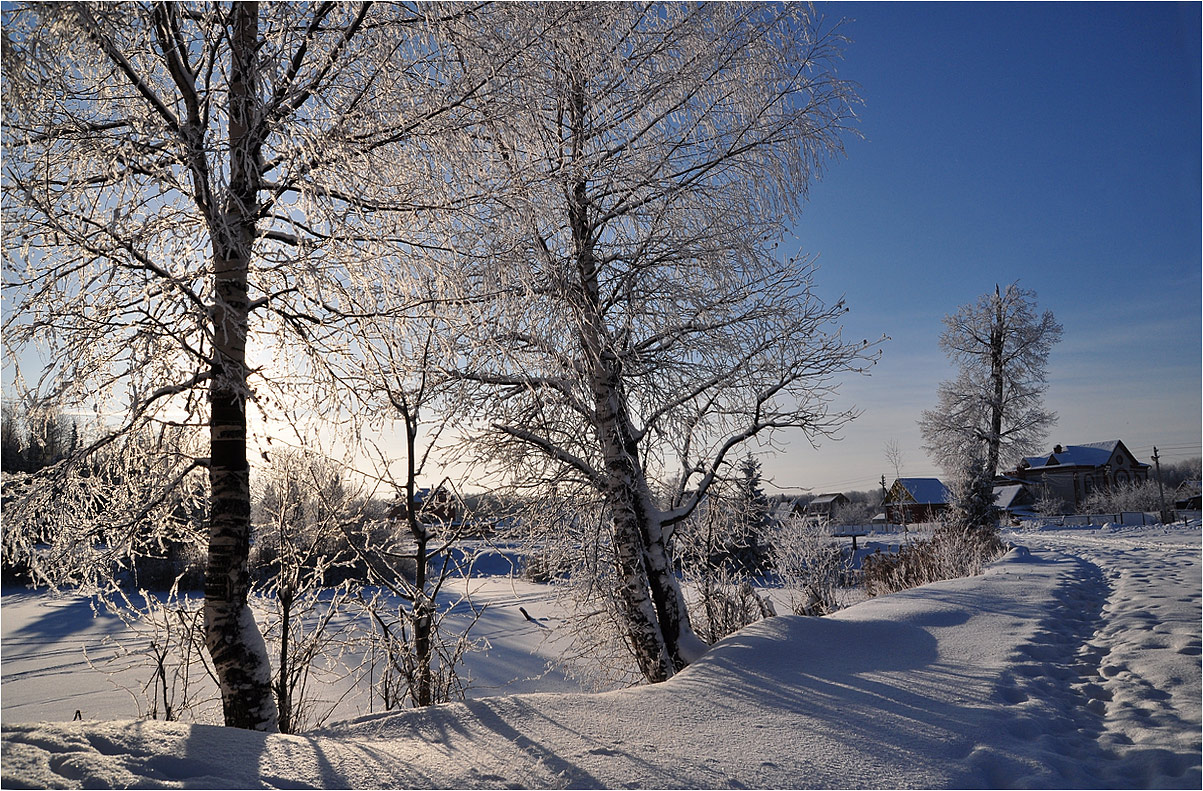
top-left (826, 521), bottom-right (943, 536)
top-left (1041, 511), bottom-right (1162, 527)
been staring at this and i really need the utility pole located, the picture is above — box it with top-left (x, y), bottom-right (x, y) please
top-left (881, 474), bottom-right (889, 523)
top-left (1152, 446), bottom-right (1170, 523)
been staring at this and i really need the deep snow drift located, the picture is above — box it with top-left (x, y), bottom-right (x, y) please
top-left (2, 522), bottom-right (1200, 789)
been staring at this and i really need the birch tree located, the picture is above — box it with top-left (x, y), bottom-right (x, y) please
top-left (454, 3), bottom-right (875, 683)
top-left (1, 1), bottom-right (478, 730)
top-left (345, 304), bottom-right (481, 710)
top-left (919, 283), bottom-right (1062, 480)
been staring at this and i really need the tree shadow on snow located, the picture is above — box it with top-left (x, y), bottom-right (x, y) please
top-left (662, 615), bottom-right (988, 787)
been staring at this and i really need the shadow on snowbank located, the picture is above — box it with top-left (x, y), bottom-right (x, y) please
top-left (2, 544), bottom-right (1084, 789)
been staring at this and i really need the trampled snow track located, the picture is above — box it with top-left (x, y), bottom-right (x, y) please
top-left (1006, 525), bottom-right (1202, 787)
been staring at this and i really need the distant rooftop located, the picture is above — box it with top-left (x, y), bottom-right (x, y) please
top-left (895, 477), bottom-right (950, 505)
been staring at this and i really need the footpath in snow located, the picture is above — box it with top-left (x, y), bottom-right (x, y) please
top-left (2, 523), bottom-right (1200, 789)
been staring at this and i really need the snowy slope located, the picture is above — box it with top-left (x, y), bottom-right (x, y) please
top-left (2, 524), bottom-right (1200, 789)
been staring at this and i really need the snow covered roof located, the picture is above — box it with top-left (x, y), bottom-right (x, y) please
top-left (768, 501), bottom-right (798, 521)
top-left (1022, 440), bottom-right (1148, 471)
top-left (993, 484), bottom-right (1028, 510)
top-left (895, 478), bottom-right (950, 505)
top-left (1175, 479), bottom-right (1201, 495)
top-left (1052, 441), bottom-right (1119, 467)
top-left (809, 493), bottom-right (847, 506)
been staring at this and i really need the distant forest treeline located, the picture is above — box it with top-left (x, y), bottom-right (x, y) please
top-left (1, 404), bottom-right (81, 474)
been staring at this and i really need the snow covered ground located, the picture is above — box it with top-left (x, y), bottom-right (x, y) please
top-left (0, 576), bottom-right (595, 727)
top-left (2, 522), bottom-right (1199, 789)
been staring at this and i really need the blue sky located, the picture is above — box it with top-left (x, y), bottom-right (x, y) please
top-left (763, 1), bottom-right (1202, 494)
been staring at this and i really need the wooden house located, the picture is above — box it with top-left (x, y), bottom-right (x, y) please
top-left (992, 482), bottom-right (1038, 520)
top-left (806, 493), bottom-right (850, 522)
top-left (883, 478), bottom-right (950, 524)
top-left (387, 484), bottom-right (458, 525)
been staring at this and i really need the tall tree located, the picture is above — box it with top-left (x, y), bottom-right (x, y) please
top-left (1, 1), bottom-right (476, 730)
top-left (453, 3), bottom-right (875, 682)
top-left (919, 283), bottom-right (1062, 480)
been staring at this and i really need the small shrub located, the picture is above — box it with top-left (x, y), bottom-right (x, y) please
top-left (1035, 492), bottom-right (1069, 517)
top-left (522, 549), bottom-right (573, 583)
top-left (689, 567), bottom-right (775, 643)
top-left (770, 517), bottom-right (854, 616)
top-left (85, 588), bottom-right (220, 724)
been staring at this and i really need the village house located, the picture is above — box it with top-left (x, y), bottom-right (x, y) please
top-left (883, 478), bottom-right (950, 524)
top-left (992, 482), bottom-right (1038, 521)
top-left (1005, 440), bottom-right (1149, 511)
top-left (387, 484), bottom-right (458, 525)
top-left (805, 493), bottom-right (850, 524)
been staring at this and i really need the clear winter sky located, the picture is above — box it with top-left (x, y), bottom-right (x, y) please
top-left (762, 1), bottom-right (1202, 495)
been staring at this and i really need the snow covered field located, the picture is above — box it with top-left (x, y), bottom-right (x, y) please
top-left (2, 522), bottom-right (1199, 789)
top-left (0, 575), bottom-right (594, 727)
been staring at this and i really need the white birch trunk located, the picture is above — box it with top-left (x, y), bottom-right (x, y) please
top-left (202, 1), bottom-right (278, 731)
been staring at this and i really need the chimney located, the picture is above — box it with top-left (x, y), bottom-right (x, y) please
top-left (1053, 444), bottom-right (1063, 454)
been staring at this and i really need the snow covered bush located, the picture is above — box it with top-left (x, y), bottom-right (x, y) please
top-left (84, 588), bottom-right (220, 724)
top-left (249, 453), bottom-right (376, 731)
top-left (674, 482), bottom-right (775, 644)
top-left (864, 454), bottom-right (1007, 597)
top-left (261, 582), bottom-right (362, 733)
top-left (1035, 490), bottom-right (1071, 517)
top-left (502, 490), bottom-right (647, 690)
top-left (681, 558), bottom-right (774, 644)
top-left (344, 478), bottom-right (486, 711)
top-left (1079, 480), bottom-right (1164, 514)
top-left (769, 517), bottom-right (855, 616)
top-left (356, 586), bottom-right (484, 712)
top-left (694, 577), bottom-right (775, 642)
